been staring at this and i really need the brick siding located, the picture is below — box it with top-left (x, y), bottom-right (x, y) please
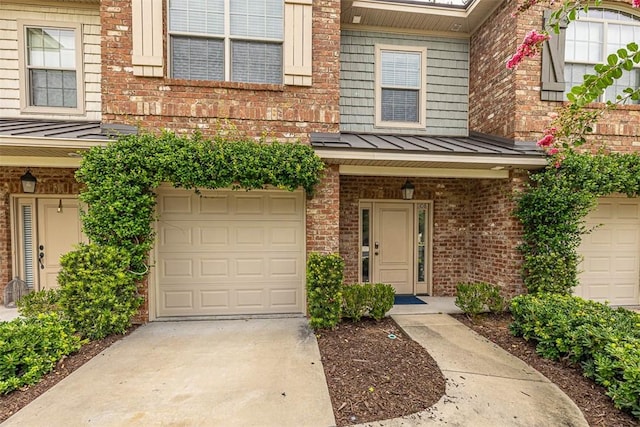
top-left (100, 0), bottom-right (341, 141)
top-left (470, 0), bottom-right (640, 150)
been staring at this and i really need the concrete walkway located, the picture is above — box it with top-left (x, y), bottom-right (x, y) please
top-left (2, 301), bottom-right (588, 427)
top-left (352, 314), bottom-right (588, 427)
top-left (2, 318), bottom-right (336, 427)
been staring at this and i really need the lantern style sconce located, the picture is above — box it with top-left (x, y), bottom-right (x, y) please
top-left (20, 170), bottom-right (37, 193)
top-left (401, 180), bottom-right (415, 200)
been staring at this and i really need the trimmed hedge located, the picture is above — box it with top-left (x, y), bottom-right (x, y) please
top-left (510, 293), bottom-right (640, 418)
top-left (0, 314), bottom-right (83, 394)
top-left (306, 253), bottom-right (344, 330)
top-left (342, 283), bottom-right (395, 321)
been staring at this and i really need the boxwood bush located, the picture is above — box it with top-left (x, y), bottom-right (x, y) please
top-left (510, 293), bottom-right (640, 418)
top-left (342, 283), bottom-right (395, 321)
top-left (306, 253), bottom-right (344, 330)
top-left (0, 314), bottom-right (83, 394)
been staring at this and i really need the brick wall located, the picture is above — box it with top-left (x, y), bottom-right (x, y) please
top-left (100, 0), bottom-right (341, 141)
top-left (339, 174), bottom-right (525, 297)
top-left (471, 0), bottom-right (640, 149)
top-left (468, 0), bottom-right (518, 138)
top-left (467, 170), bottom-right (528, 297)
top-left (306, 165), bottom-right (340, 255)
top-left (0, 167), bottom-right (80, 303)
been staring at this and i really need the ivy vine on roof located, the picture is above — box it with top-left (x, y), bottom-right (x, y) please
top-left (515, 150), bottom-right (640, 295)
top-left (76, 131), bottom-right (325, 274)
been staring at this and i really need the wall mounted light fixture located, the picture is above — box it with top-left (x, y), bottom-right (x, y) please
top-left (401, 180), bottom-right (415, 200)
top-left (20, 170), bottom-right (37, 193)
top-left (57, 199), bottom-right (63, 213)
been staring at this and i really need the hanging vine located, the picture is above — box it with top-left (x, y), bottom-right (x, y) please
top-left (515, 151), bottom-right (640, 294)
top-left (76, 131), bottom-right (325, 274)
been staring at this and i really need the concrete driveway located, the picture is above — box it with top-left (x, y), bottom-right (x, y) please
top-left (3, 318), bottom-right (336, 427)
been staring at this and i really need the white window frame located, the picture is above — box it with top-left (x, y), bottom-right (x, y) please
top-left (564, 8), bottom-right (640, 103)
top-left (17, 21), bottom-right (85, 115)
top-left (168, 0), bottom-right (284, 83)
top-left (375, 44), bottom-right (427, 129)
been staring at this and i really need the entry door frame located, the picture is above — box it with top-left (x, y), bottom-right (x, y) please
top-left (359, 199), bottom-right (433, 295)
top-left (10, 194), bottom-right (84, 291)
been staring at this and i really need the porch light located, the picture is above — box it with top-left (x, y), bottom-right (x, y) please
top-left (401, 180), bottom-right (415, 200)
top-left (20, 170), bottom-right (37, 194)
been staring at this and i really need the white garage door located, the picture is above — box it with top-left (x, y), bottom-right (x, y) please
top-left (155, 188), bottom-right (305, 317)
top-left (577, 197), bottom-right (640, 305)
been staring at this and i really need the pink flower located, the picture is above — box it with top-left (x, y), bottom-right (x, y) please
top-left (547, 147), bottom-right (559, 155)
top-left (634, 0), bottom-right (640, 8)
top-left (537, 134), bottom-right (555, 147)
top-left (506, 30), bottom-right (550, 69)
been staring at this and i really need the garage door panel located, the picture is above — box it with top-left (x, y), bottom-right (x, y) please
top-left (579, 197), bottom-right (640, 306)
top-left (159, 194), bottom-right (193, 214)
top-left (163, 259), bottom-right (193, 278)
top-left (201, 259), bottom-right (229, 277)
top-left (156, 188), bottom-right (305, 317)
top-left (200, 195), bottom-right (229, 214)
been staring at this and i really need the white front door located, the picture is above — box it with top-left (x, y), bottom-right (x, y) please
top-left (371, 203), bottom-right (415, 295)
top-left (36, 198), bottom-right (86, 290)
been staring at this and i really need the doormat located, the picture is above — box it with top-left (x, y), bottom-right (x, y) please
top-left (394, 295), bottom-right (427, 305)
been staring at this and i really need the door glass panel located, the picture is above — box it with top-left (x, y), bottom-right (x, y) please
top-left (417, 206), bottom-right (426, 283)
top-left (361, 208), bottom-right (370, 283)
top-left (22, 205), bottom-right (35, 288)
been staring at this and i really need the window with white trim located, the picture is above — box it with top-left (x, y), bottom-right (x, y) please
top-left (20, 24), bottom-right (82, 111)
top-left (375, 45), bottom-right (427, 128)
top-left (169, 0), bottom-right (284, 84)
top-left (564, 8), bottom-right (640, 104)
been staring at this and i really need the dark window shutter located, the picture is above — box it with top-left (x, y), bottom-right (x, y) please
top-left (541, 10), bottom-right (568, 101)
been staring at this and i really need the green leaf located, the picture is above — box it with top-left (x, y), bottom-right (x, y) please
top-left (607, 54), bottom-right (618, 66)
top-left (617, 48), bottom-right (628, 59)
top-left (628, 42), bottom-right (638, 52)
top-left (623, 59), bottom-right (634, 71)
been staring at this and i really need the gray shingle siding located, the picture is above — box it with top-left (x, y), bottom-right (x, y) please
top-left (340, 30), bottom-right (469, 136)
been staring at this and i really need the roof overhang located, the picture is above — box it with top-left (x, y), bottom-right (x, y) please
top-left (0, 119), bottom-right (135, 168)
top-left (342, 0), bottom-right (504, 36)
top-left (311, 132), bottom-right (547, 179)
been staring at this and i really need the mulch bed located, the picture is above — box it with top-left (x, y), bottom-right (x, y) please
top-left (0, 327), bottom-right (137, 424)
top-left (316, 317), bottom-right (446, 426)
top-left (453, 312), bottom-right (638, 427)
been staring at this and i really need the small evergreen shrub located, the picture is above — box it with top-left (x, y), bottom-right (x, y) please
top-left (58, 244), bottom-right (142, 340)
top-left (342, 284), bottom-right (369, 322)
top-left (0, 313), bottom-right (83, 394)
top-left (510, 293), bottom-right (640, 418)
top-left (455, 282), bottom-right (506, 317)
top-left (341, 283), bottom-right (395, 321)
top-left (306, 253), bottom-right (344, 330)
top-left (369, 283), bottom-right (395, 321)
top-left (17, 289), bottom-right (61, 318)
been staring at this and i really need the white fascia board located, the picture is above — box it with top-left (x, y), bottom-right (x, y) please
top-left (316, 149), bottom-right (548, 167)
top-left (340, 164), bottom-right (510, 178)
top-left (0, 156), bottom-right (82, 168)
top-left (352, 0), bottom-right (469, 18)
top-left (0, 135), bottom-right (106, 149)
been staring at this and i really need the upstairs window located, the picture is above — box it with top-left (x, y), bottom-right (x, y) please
top-left (169, 0), bottom-right (284, 84)
top-left (564, 8), bottom-right (640, 104)
top-left (375, 45), bottom-right (427, 128)
top-left (19, 24), bottom-right (83, 112)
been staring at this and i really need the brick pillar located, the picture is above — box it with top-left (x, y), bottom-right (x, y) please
top-left (306, 164), bottom-right (340, 255)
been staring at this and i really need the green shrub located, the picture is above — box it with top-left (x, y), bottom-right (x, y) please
top-left (58, 243), bottom-right (142, 340)
top-left (341, 283), bottom-right (395, 322)
top-left (306, 253), bottom-right (344, 330)
top-left (369, 283), bottom-right (395, 321)
top-left (0, 313), bottom-right (83, 394)
top-left (510, 293), bottom-right (640, 417)
top-left (342, 284), bottom-right (369, 322)
top-left (17, 289), bottom-right (61, 318)
top-left (455, 282), bottom-right (506, 317)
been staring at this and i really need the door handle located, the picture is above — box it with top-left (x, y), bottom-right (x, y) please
top-left (374, 241), bottom-right (379, 256)
top-left (38, 251), bottom-right (45, 269)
